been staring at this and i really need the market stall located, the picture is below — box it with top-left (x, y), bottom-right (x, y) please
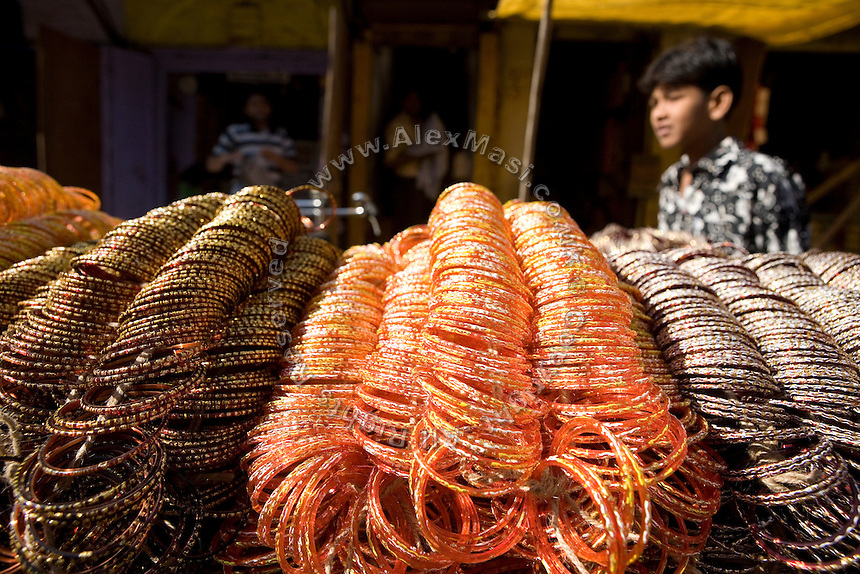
top-left (2, 165), bottom-right (860, 573)
top-left (2, 2), bottom-right (860, 573)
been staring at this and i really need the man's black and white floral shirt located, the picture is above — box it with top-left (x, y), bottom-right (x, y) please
top-left (657, 136), bottom-right (811, 254)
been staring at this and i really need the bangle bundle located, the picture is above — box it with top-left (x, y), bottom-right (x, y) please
top-left (0, 209), bottom-right (120, 271)
top-left (0, 166), bottom-right (102, 225)
top-left (0, 243), bottom-right (93, 330)
top-left (670, 246), bottom-right (860, 569)
top-left (0, 193), bottom-right (225, 454)
top-left (407, 184), bottom-right (540, 565)
top-left (674, 247), bottom-right (860, 456)
top-left (156, 232), bottom-right (338, 570)
top-left (802, 250), bottom-right (860, 292)
top-left (353, 226), bottom-right (431, 477)
top-left (2, 184), bottom-right (346, 573)
top-left (744, 252), bottom-right (860, 366)
top-left (418, 183), bottom-right (541, 488)
top-left (1, 191), bottom-right (226, 572)
top-left (505, 201), bottom-right (723, 574)
top-left (234, 187), bottom-right (722, 574)
top-left (240, 243), bottom-right (394, 573)
top-left (599, 239), bottom-right (860, 573)
top-left (165, 235), bottom-right (339, 472)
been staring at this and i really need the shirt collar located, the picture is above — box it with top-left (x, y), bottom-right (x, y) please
top-left (678, 136), bottom-right (743, 173)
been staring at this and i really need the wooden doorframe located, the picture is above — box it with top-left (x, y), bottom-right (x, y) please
top-left (37, 27), bottom-right (101, 194)
top-left (151, 47), bottom-right (329, 208)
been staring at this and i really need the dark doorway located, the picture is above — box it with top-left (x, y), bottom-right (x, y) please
top-left (762, 50), bottom-right (860, 251)
top-left (374, 45), bottom-right (473, 240)
top-left (531, 38), bottom-right (653, 236)
top-left (170, 72), bottom-right (322, 201)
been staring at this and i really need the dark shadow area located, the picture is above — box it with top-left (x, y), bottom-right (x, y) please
top-left (531, 38), bottom-right (653, 235)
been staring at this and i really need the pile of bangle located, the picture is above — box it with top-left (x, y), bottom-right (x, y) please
top-left (0, 243), bottom-right (93, 329)
top-left (0, 166), bottom-right (102, 225)
top-left (0, 193), bottom-right (226, 455)
top-left (164, 235), bottom-right (340, 473)
top-left (9, 175), bottom-right (860, 573)
top-left (5, 185), bottom-right (335, 573)
top-left (73, 186), bottom-right (301, 426)
top-left (600, 241), bottom-right (860, 573)
top-left (745, 252), bottom-right (860, 366)
top-left (675, 248), bottom-right (860, 459)
top-left (505, 201), bottom-right (721, 574)
top-left (239, 243), bottom-right (394, 573)
top-left (670, 246), bottom-right (860, 570)
top-left (354, 226), bottom-right (431, 477)
top-left (157, 234), bottom-right (340, 571)
top-left (606, 249), bottom-right (787, 430)
top-left (235, 186), bottom-right (727, 574)
top-left (415, 183), bottom-right (541, 489)
top-left (408, 184), bottom-right (540, 565)
top-left (2, 192), bottom-right (226, 573)
top-left (0, 209), bottom-right (120, 271)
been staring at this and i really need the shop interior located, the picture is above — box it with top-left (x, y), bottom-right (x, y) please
top-left (2, 1), bottom-right (859, 247)
top-left (4, 3), bottom-right (860, 572)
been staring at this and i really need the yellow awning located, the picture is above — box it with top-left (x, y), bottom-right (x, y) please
top-left (495, 0), bottom-right (860, 45)
top-left (125, 0), bottom-right (331, 49)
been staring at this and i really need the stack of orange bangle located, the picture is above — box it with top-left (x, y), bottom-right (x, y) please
top-left (0, 165), bottom-right (111, 271)
top-left (354, 226), bottom-right (432, 477)
top-left (242, 244), bottom-right (394, 573)
top-left (416, 183), bottom-right (541, 488)
top-left (0, 166), bottom-right (101, 225)
top-left (408, 183), bottom-right (541, 565)
top-left (505, 201), bottom-right (713, 573)
top-left (231, 185), bottom-right (730, 574)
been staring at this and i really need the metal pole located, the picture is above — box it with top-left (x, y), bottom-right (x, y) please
top-left (518, 0), bottom-right (553, 202)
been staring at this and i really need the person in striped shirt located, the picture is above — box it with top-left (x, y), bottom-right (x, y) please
top-left (206, 91), bottom-right (300, 193)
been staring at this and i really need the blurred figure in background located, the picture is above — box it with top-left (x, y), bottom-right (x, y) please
top-left (205, 91), bottom-right (299, 193)
top-left (383, 89), bottom-right (449, 230)
top-left (640, 36), bottom-right (810, 253)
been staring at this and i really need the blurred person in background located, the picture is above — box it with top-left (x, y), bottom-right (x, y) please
top-left (640, 36), bottom-right (810, 253)
top-left (206, 91), bottom-right (299, 193)
top-left (383, 89), bottom-right (449, 230)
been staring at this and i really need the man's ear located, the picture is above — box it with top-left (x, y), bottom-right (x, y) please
top-left (708, 85), bottom-right (734, 121)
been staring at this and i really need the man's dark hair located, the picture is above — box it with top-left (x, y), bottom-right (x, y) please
top-left (638, 36), bottom-right (743, 108)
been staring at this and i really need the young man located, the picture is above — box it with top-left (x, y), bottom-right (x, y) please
top-left (640, 36), bottom-right (811, 253)
top-left (206, 91), bottom-right (300, 193)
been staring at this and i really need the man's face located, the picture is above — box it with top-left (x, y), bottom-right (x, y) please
top-left (245, 94), bottom-right (272, 123)
top-left (648, 84), bottom-right (711, 151)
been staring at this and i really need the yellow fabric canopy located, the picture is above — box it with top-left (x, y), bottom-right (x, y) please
top-left (125, 0), bottom-right (330, 49)
top-left (495, 0), bottom-right (860, 45)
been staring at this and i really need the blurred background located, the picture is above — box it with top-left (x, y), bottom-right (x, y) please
top-left (2, 0), bottom-right (859, 250)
